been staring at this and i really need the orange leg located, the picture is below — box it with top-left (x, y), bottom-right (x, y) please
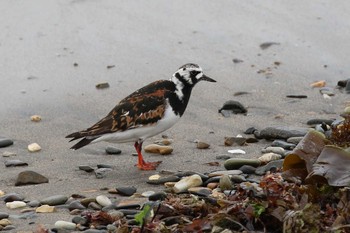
top-left (134, 141), bottom-right (162, 170)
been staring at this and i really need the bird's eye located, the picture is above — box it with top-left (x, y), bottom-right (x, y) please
top-left (190, 70), bottom-right (199, 76)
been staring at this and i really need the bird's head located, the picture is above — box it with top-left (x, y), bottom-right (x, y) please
top-left (171, 63), bottom-right (216, 87)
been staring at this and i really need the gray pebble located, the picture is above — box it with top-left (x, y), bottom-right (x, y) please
top-left (148, 192), bottom-right (167, 201)
top-left (239, 165), bottom-right (256, 174)
top-left (146, 175), bottom-right (180, 185)
top-left (97, 164), bottom-right (114, 169)
top-left (88, 202), bottom-right (102, 210)
top-left (69, 200), bottom-right (86, 211)
top-left (259, 126), bottom-right (308, 140)
top-left (72, 216), bottom-right (88, 225)
top-left (2, 193), bottom-right (24, 202)
top-left (116, 186), bottom-right (137, 196)
top-left (0, 139), bottom-right (13, 148)
top-left (79, 166), bottom-right (94, 173)
top-left (105, 146), bottom-right (122, 155)
top-left (306, 118), bottom-right (334, 126)
top-left (216, 155), bottom-right (231, 160)
top-left (0, 212), bottom-right (9, 220)
top-left (40, 195), bottom-right (68, 206)
top-left (262, 146), bottom-right (285, 155)
top-left (255, 159), bottom-right (284, 175)
top-left (95, 168), bottom-right (112, 179)
top-left (230, 174), bottom-right (247, 183)
top-left (4, 160), bottom-right (28, 167)
top-left (107, 210), bottom-right (124, 218)
top-left (27, 200), bottom-right (41, 207)
top-left (15, 170), bottom-right (49, 186)
top-left (287, 137), bottom-right (304, 145)
top-left (3, 225), bottom-right (16, 231)
top-left (271, 140), bottom-right (296, 150)
top-left (83, 229), bottom-right (107, 233)
top-left (218, 100), bottom-right (247, 117)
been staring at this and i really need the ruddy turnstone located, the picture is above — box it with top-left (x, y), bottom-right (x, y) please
top-left (66, 63), bottom-right (216, 170)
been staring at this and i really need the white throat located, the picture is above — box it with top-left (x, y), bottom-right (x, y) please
top-left (171, 75), bottom-right (184, 100)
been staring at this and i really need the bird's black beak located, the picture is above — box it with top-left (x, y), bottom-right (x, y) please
top-left (199, 74), bottom-right (216, 82)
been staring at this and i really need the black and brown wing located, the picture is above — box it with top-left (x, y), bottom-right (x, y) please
top-left (66, 80), bottom-right (176, 149)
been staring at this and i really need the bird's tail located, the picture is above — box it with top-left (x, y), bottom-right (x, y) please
top-left (66, 132), bottom-right (98, 150)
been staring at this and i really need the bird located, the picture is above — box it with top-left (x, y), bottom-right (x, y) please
top-left (66, 63), bottom-right (216, 170)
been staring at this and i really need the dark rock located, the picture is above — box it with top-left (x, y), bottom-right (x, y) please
top-left (244, 127), bottom-right (258, 134)
top-left (255, 159), bottom-right (284, 175)
top-left (239, 165), bottom-right (256, 174)
top-left (188, 187), bottom-right (212, 197)
top-left (216, 155), bottom-right (231, 160)
top-left (88, 202), bottom-right (102, 210)
top-left (4, 160), bottom-right (28, 167)
top-left (116, 186), bottom-right (137, 196)
top-left (0, 212), bottom-right (9, 220)
top-left (97, 164), bottom-right (114, 169)
top-left (27, 200), bottom-right (40, 207)
top-left (230, 175), bottom-right (247, 183)
top-left (286, 95), bottom-right (307, 98)
top-left (69, 200), bottom-right (86, 211)
top-left (79, 166), bottom-right (94, 173)
top-left (2, 193), bottom-right (24, 202)
top-left (72, 216), bottom-right (88, 225)
top-left (40, 195), bottom-right (68, 206)
top-left (148, 192), bottom-right (167, 201)
top-left (337, 79), bottom-right (348, 87)
top-left (203, 176), bottom-right (220, 186)
top-left (105, 146), bottom-right (122, 155)
top-left (224, 137), bottom-right (246, 146)
top-left (118, 209), bottom-right (140, 215)
top-left (80, 198), bottom-right (96, 207)
top-left (15, 171), bottom-right (48, 186)
top-left (95, 82), bottom-right (110, 89)
top-left (271, 140), bottom-right (296, 150)
top-left (307, 118), bottom-right (334, 126)
top-left (219, 100), bottom-right (247, 117)
top-left (0, 139), bottom-right (13, 148)
top-left (345, 79), bottom-right (350, 93)
top-left (3, 225), bottom-right (16, 231)
top-left (259, 126), bottom-right (308, 140)
top-left (260, 42), bottom-right (280, 50)
top-left (175, 171), bottom-right (208, 181)
top-left (224, 158), bottom-right (261, 170)
top-left (254, 130), bottom-right (262, 139)
top-left (246, 137), bottom-right (259, 143)
top-left (232, 58), bottom-right (244, 64)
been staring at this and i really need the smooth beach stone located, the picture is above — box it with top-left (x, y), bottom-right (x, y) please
top-left (259, 126), bottom-right (308, 140)
top-left (287, 136), bottom-right (304, 145)
top-left (72, 216), bottom-right (88, 225)
top-left (224, 158), bottom-right (261, 170)
top-left (95, 168), bottom-right (112, 179)
top-left (306, 118), bottom-right (335, 126)
top-left (148, 192), bottom-right (167, 201)
top-left (224, 137), bottom-right (246, 146)
top-left (88, 202), bottom-right (102, 210)
top-left (2, 193), bottom-right (24, 202)
top-left (196, 141), bottom-right (210, 149)
top-left (2, 151), bottom-right (16, 157)
top-left (40, 195), bottom-right (68, 206)
top-left (15, 171), bottom-right (48, 186)
top-left (4, 160), bottom-right (28, 167)
top-left (147, 175), bottom-right (180, 185)
top-left (27, 200), bottom-right (41, 207)
top-left (188, 187), bottom-right (212, 197)
top-left (216, 155), bottom-right (231, 160)
top-left (261, 146), bottom-right (285, 155)
top-left (0, 213), bottom-right (9, 220)
top-left (0, 219), bottom-right (11, 226)
top-left (107, 210), bottom-right (124, 219)
top-left (227, 149), bottom-right (246, 154)
top-left (36, 205), bottom-right (56, 213)
top-left (173, 174), bottom-right (203, 193)
top-left (83, 229), bottom-right (107, 233)
top-left (96, 195), bottom-right (112, 207)
top-left (144, 144), bottom-right (173, 155)
top-left (230, 175), bottom-right (247, 183)
top-left (79, 165), bottom-right (94, 173)
top-left (105, 146), bottom-right (122, 155)
top-left (54, 220), bottom-right (76, 230)
top-left (271, 140), bottom-right (296, 150)
top-left (116, 186), bottom-right (137, 196)
top-left (0, 139), bottom-right (13, 148)
top-left (258, 153), bottom-right (282, 164)
top-left (141, 191), bottom-right (155, 198)
top-left (68, 200), bottom-right (86, 211)
top-left (80, 198), bottom-right (96, 207)
top-left (219, 175), bottom-right (233, 191)
top-left (3, 225), bottom-right (15, 231)
top-left (30, 115), bottom-right (42, 122)
top-left (27, 143), bottom-right (41, 152)
top-left (175, 171), bottom-right (208, 181)
top-left (208, 170), bottom-right (243, 177)
top-left (218, 100), bottom-right (247, 116)
top-left (239, 165), bottom-right (257, 174)
top-left (255, 159), bottom-right (284, 175)
top-left (6, 201), bottom-right (26, 209)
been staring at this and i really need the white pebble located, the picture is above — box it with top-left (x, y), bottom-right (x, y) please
top-left (30, 115), bottom-right (42, 122)
top-left (96, 195), bottom-right (112, 207)
top-left (173, 174), bottom-right (203, 193)
top-left (54, 220), bottom-right (76, 230)
top-left (28, 143), bottom-right (41, 152)
top-left (6, 201), bottom-right (27, 209)
top-left (141, 191), bottom-right (155, 197)
top-left (258, 153), bottom-right (282, 163)
top-left (227, 149), bottom-right (246, 154)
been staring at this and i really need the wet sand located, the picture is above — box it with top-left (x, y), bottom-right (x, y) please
top-left (1, 0), bottom-right (350, 230)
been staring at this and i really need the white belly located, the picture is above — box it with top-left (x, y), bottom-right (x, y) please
top-left (94, 105), bottom-right (180, 143)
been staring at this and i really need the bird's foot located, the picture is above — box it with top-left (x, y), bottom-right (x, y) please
top-left (136, 161), bottom-right (162, 170)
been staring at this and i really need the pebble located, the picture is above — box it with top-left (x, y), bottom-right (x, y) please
top-left (2, 151), bottom-right (16, 157)
top-left (216, 155), bottom-right (231, 160)
top-left (148, 192), bottom-right (167, 201)
top-left (6, 201), bottom-right (26, 209)
top-left (319, 87), bottom-right (334, 96)
top-left (88, 202), bottom-right (102, 210)
top-left (208, 170), bottom-right (243, 177)
top-left (3, 225), bottom-right (15, 231)
top-left (54, 220), bottom-right (77, 230)
top-left (27, 200), bottom-right (41, 207)
top-left (144, 144), bottom-right (173, 155)
top-left (173, 174), bottom-right (203, 193)
top-left (80, 198), bottom-right (96, 207)
top-left (0, 139), bottom-right (13, 148)
top-left (207, 183), bottom-right (218, 189)
top-left (116, 186), bottom-right (137, 196)
top-left (0, 213), bottom-right (9, 220)
top-left (306, 118), bottom-right (334, 126)
top-left (36, 205), bottom-right (56, 213)
top-left (337, 79), bottom-right (348, 87)
top-left (27, 143), bottom-right (41, 152)
top-left (188, 187), bottom-right (212, 197)
top-left (40, 195), bottom-right (68, 206)
top-left (196, 141), bottom-right (210, 149)
top-left (79, 165), bottom-right (94, 173)
top-left (224, 158), bottom-right (261, 170)
top-left (259, 126), bottom-right (308, 140)
top-left (4, 160), bottom-right (28, 167)
top-left (97, 164), bottom-right (114, 169)
top-left (261, 146), bottom-right (285, 155)
top-left (224, 137), bottom-right (246, 146)
top-left (231, 174), bottom-right (247, 183)
top-left (105, 146), bottom-right (122, 155)
top-left (96, 195), bottom-right (112, 207)
top-left (218, 100), bottom-right (247, 117)
top-left (95, 168), bottom-right (113, 179)
top-left (255, 159), bottom-right (284, 175)
top-left (227, 149), bottom-right (246, 154)
top-left (147, 175), bottom-right (180, 185)
top-left (245, 127), bottom-right (258, 134)
top-left (141, 191), bottom-right (155, 197)
top-left (30, 115), bottom-right (42, 122)
top-left (72, 216), bottom-right (88, 225)
top-left (2, 193), bottom-right (24, 202)
top-left (219, 175), bottom-right (233, 191)
top-left (287, 137), bottom-right (304, 145)
top-left (239, 165), bottom-right (257, 174)
top-left (15, 170), bottom-right (49, 186)
top-left (0, 219), bottom-right (11, 226)
top-left (258, 153), bottom-right (282, 164)
top-left (310, 80), bottom-right (326, 88)
top-left (271, 140), bottom-right (296, 150)
top-left (95, 82), bottom-right (110, 89)
top-left (154, 138), bottom-right (173, 145)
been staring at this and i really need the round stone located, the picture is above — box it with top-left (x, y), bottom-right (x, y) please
top-left (36, 205), bottom-right (56, 213)
top-left (105, 146), bottom-right (122, 155)
top-left (30, 115), bottom-right (42, 122)
top-left (54, 220), bottom-right (76, 230)
top-left (116, 186), bottom-right (137, 196)
top-left (96, 195), bottom-right (112, 207)
top-left (6, 201), bottom-right (26, 209)
top-left (27, 143), bottom-right (41, 152)
top-left (148, 192), bottom-right (167, 201)
top-left (0, 213), bottom-right (9, 220)
top-left (71, 216), bottom-right (88, 225)
top-left (224, 158), bottom-right (261, 170)
top-left (15, 170), bottom-right (49, 186)
top-left (197, 141), bottom-right (210, 149)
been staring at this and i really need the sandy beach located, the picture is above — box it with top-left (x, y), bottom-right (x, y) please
top-left (1, 0), bottom-right (350, 231)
